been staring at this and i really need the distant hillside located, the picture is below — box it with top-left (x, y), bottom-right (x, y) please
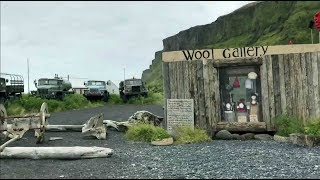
top-left (142, 1), bottom-right (320, 92)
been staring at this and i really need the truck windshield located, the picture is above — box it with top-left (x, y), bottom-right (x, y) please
top-left (38, 79), bottom-right (58, 85)
top-left (88, 81), bottom-right (105, 86)
top-left (125, 80), bottom-right (142, 85)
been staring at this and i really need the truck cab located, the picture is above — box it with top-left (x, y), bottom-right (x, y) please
top-left (33, 75), bottom-right (73, 100)
top-left (119, 78), bottom-right (148, 102)
top-left (83, 80), bottom-right (110, 102)
top-left (0, 73), bottom-right (24, 103)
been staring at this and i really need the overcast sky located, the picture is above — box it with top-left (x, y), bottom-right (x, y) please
top-left (0, 1), bottom-right (253, 92)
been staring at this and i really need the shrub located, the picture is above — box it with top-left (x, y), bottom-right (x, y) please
top-left (107, 94), bottom-right (123, 104)
top-left (305, 118), bottom-right (320, 136)
top-left (6, 94), bottom-right (104, 116)
top-left (125, 123), bottom-right (171, 142)
top-left (274, 114), bottom-right (305, 137)
top-left (173, 126), bottom-right (212, 144)
top-left (127, 92), bottom-right (164, 105)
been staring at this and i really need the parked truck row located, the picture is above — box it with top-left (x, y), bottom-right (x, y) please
top-left (1, 73), bottom-right (148, 103)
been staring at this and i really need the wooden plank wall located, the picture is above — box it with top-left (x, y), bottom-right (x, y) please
top-left (163, 60), bottom-right (219, 134)
top-left (163, 51), bottom-right (319, 132)
top-left (262, 52), bottom-right (320, 130)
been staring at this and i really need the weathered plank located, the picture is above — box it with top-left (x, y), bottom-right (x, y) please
top-left (283, 54), bottom-right (291, 116)
top-left (266, 55), bottom-right (275, 130)
top-left (213, 66), bottom-right (220, 125)
top-left (203, 59), bottom-right (211, 132)
top-left (289, 54), bottom-right (295, 118)
top-left (312, 52), bottom-right (319, 117)
top-left (168, 62), bottom-right (175, 99)
top-left (197, 60), bottom-right (206, 130)
top-left (278, 54), bottom-right (287, 115)
top-left (306, 52), bottom-right (314, 118)
top-left (318, 52), bottom-right (320, 118)
top-left (293, 53), bottom-right (301, 119)
top-left (216, 122), bottom-right (267, 132)
top-left (184, 61), bottom-right (190, 99)
top-left (272, 55), bottom-right (281, 117)
top-left (192, 60), bottom-right (199, 127)
top-left (295, 53), bottom-right (303, 120)
top-left (162, 62), bottom-right (170, 129)
top-left (300, 53), bottom-right (308, 123)
top-left (260, 58), bottom-right (270, 130)
top-left (208, 60), bottom-right (218, 132)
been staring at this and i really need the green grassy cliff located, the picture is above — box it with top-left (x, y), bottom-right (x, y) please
top-left (142, 1), bottom-right (320, 93)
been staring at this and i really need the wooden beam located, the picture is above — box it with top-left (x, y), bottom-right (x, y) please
top-left (216, 122), bottom-right (267, 132)
top-left (162, 44), bottom-right (320, 62)
top-left (162, 62), bottom-right (170, 129)
top-left (212, 57), bottom-right (263, 67)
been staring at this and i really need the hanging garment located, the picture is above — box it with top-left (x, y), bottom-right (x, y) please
top-left (245, 79), bottom-right (254, 89)
top-left (233, 77), bottom-right (240, 88)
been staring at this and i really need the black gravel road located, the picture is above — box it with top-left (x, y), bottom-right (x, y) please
top-left (1, 104), bottom-right (320, 179)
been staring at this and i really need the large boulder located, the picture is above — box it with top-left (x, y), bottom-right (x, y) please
top-left (273, 134), bottom-right (291, 143)
top-left (231, 133), bottom-right (242, 140)
top-left (215, 130), bottom-right (233, 140)
top-left (290, 133), bottom-right (306, 146)
top-left (241, 133), bottom-right (255, 140)
top-left (151, 137), bottom-right (174, 146)
top-left (305, 135), bottom-right (320, 147)
top-left (128, 111), bottom-right (163, 126)
top-left (290, 133), bottom-right (320, 147)
top-left (254, 134), bottom-right (273, 141)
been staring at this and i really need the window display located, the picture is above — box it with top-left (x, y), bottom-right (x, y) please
top-left (219, 66), bottom-right (261, 123)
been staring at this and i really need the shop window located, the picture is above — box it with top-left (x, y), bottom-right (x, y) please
top-left (219, 66), bottom-right (262, 123)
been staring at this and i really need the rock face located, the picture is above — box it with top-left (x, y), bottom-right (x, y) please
top-left (254, 134), bottom-right (273, 141)
top-left (215, 130), bottom-right (233, 140)
top-left (142, 2), bottom-right (318, 87)
top-left (151, 137), bottom-right (174, 146)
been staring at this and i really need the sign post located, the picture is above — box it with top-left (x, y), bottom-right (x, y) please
top-left (166, 99), bottom-right (194, 134)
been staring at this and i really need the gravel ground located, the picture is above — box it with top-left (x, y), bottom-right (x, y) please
top-left (1, 104), bottom-right (320, 179)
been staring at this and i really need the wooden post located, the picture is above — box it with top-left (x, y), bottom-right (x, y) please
top-left (260, 59), bottom-right (270, 130)
top-left (162, 62), bottom-right (170, 130)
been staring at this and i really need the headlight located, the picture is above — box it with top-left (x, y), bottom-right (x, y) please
top-left (52, 92), bottom-right (55, 95)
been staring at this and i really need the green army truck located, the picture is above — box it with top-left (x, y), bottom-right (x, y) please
top-left (119, 78), bottom-right (148, 102)
top-left (32, 74), bottom-right (74, 100)
top-left (0, 73), bottom-right (24, 103)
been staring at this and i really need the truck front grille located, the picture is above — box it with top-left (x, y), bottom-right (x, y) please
top-left (38, 89), bottom-right (48, 94)
top-left (132, 86), bottom-right (140, 93)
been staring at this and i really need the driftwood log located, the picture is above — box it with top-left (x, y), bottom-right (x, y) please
top-left (0, 146), bottom-right (113, 159)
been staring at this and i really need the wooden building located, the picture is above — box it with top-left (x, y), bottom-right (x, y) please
top-left (162, 44), bottom-right (320, 134)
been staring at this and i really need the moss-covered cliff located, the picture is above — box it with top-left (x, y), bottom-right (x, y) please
top-left (142, 1), bottom-right (320, 92)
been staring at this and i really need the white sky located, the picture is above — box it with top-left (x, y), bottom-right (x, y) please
top-left (0, 1), bottom-right (253, 92)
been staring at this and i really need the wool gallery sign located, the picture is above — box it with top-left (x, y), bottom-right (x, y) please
top-left (162, 44), bottom-right (320, 62)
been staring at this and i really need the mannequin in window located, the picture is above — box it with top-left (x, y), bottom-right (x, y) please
top-left (245, 72), bottom-right (257, 102)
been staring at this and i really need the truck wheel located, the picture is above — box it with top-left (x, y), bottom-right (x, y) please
top-left (122, 95), bottom-right (129, 103)
top-left (102, 94), bottom-right (109, 102)
top-left (0, 97), bottom-right (6, 104)
top-left (56, 93), bottom-right (64, 101)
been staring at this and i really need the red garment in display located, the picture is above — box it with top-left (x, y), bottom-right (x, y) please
top-left (233, 77), bottom-right (240, 88)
